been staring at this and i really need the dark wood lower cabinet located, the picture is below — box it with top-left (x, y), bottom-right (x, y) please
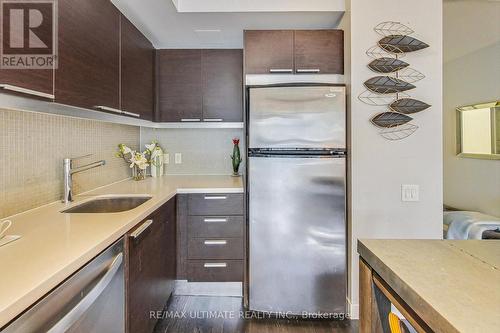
top-left (126, 198), bottom-right (176, 333)
top-left (177, 193), bottom-right (245, 282)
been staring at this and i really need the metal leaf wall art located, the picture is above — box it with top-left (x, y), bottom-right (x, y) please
top-left (368, 57), bottom-right (409, 73)
top-left (371, 112), bottom-right (413, 128)
top-left (378, 35), bottom-right (429, 53)
top-left (389, 98), bottom-right (431, 114)
top-left (360, 21), bottom-right (431, 141)
top-left (364, 76), bottom-right (416, 94)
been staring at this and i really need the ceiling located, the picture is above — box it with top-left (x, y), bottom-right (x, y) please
top-left (171, 0), bottom-right (344, 12)
top-left (443, 0), bottom-right (500, 63)
top-left (111, 0), bottom-right (344, 48)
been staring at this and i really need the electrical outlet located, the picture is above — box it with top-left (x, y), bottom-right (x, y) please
top-left (402, 185), bottom-right (419, 202)
top-left (164, 153), bottom-right (169, 164)
top-left (174, 153), bottom-right (182, 164)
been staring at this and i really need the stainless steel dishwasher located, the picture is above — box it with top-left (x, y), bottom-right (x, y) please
top-left (3, 238), bottom-right (124, 333)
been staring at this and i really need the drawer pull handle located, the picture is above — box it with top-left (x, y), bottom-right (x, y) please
top-left (181, 118), bottom-right (201, 122)
top-left (204, 240), bottom-right (227, 245)
top-left (296, 68), bottom-right (321, 73)
top-left (204, 263), bottom-right (227, 268)
top-left (269, 69), bottom-right (293, 73)
top-left (204, 218), bottom-right (228, 223)
top-left (0, 84), bottom-right (55, 99)
top-left (94, 105), bottom-right (122, 114)
top-left (129, 219), bottom-right (153, 239)
top-left (203, 118), bottom-right (223, 122)
top-left (121, 110), bottom-right (140, 118)
top-left (204, 196), bottom-right (227, 200)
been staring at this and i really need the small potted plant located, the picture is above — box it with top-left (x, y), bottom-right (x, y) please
top-left (230, 138), bottom-right (242, 177)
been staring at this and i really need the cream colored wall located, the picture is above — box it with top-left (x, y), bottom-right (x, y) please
top-left (0, 109), bottom-right (139, 218)
top-left (347, 0), bottom-right (443, 318)
top-left (443, 0), bottom-right (500, 217)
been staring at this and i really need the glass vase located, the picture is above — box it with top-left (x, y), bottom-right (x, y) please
top-left (132, 165), bottom-right (146, 181)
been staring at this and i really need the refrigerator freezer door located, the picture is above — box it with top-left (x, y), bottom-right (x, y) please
top-left (248, 86), bottom-right (346, 149)
top-left (248, 156), bottom-right (346, 315)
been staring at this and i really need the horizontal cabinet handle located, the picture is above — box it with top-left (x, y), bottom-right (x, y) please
top-left (204, 240), bottom-right (227, 245)
top-left (181, 118), bottom-right (201, 122)
top-left (47, 253), bottom-right (123, 332)
top-left (121, 110), bottom-right (140, 118)
top-left (296, 69), bottom-right (321, 73)
top-left (204, 263), bottom-right (227, 268)
top-left (204, 218), bottom-right (228, 223)
top-left (0, 84), bottom-right (54, 99)
top-left (94, 105), bottom-right (122, 114)
top-left (204, 196), bottom-right (227, 200)
top-left (203, 118), bottom-right (223, 122)
top-left (269, 69), bottom-right (293, 73)
top-left (129, 219), bottom-right (153, 239)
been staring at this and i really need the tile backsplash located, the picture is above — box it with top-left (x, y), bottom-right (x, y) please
top-left (141, 127), bottom-right (245, 175)
top-left (0, 109), bottom-right (139, 218)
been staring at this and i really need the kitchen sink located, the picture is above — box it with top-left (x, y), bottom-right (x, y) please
top-left (61, 196), bottom-right (152, 213)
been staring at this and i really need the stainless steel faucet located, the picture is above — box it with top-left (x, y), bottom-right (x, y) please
top-left (63, 154), bottom-right (106, 203)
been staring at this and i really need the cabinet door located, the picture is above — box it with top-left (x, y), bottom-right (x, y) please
top-left (120, 15), bottom-right (154, 120)
top-left (294, 30), bottom-right (344, 74)
top-left (157, 49), bottom-right (202, 122)
top-left (244, 30), bottom-right (294, 74)
top-left (202, 49), bottom-right (243, 122)
top-left (0, 70), bottom-right (53, 99)
top-left (56, 0), bottom-right (119, 110)
top-left (127, 209), bottom-right (174, 333)
top-left (159, 197), bottom-right (176, 297)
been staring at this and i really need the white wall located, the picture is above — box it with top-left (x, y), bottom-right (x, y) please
top-left (443, 1), bottom-right (500, 217)
top-left (347, 0), bottom-right (443, 318)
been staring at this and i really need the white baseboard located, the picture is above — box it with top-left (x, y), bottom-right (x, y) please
top-left (347, 298), bottom-right (359, 319)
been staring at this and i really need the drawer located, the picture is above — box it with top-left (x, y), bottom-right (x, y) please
top-left (188, 215), bottom-right (244, 238)
top-left (187, 260), bottom-right (243, 282)
top-left (188, 237), bottom-right (244, 260)
top-left (188, 193), bottom-right (244, 216)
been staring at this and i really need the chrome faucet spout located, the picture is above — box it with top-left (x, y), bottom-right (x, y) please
top-left (63, 156), bottom-right (106, 203)
top-left (70, 160), bottom-right (106, 175)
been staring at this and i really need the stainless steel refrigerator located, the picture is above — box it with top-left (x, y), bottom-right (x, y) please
top-left (247, 84), bottom-right (347, 316)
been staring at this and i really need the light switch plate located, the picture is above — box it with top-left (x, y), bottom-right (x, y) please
top-left (164, 154), bottom-right (169, 164)
top-left (402, 185), bottom-right (419, 202)
top-left (175, 153), bottom-right (182, 164)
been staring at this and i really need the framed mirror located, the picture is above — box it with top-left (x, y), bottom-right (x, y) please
top-left (456, 101), bottom-right (500, 160)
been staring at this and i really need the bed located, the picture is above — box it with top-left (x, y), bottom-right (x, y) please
top-left (443, 208), bottom-right (500, 240)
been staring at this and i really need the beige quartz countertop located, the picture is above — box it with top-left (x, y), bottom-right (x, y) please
top-left (358, 239), bottom-right (500, 333)
top-left (0, 175), bottom-right (244, 328)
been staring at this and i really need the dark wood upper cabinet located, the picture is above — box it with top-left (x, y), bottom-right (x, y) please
top-left (0, 4), bottom-right (54, 99)
top-left (244, 29), bottom-right (344, 75)
top-left (156, 49), bottom-right (202, 122)
top-left (294, 30), bottom-right (344, 74)
top-left (56, 0), bottom-right (120, 110)
top-left (157, 49), bottom-right (243, 123)
top-left (0, 69), bottom-right (53, 99)
top-left (120, 15), bottom-right (154, 120)
top-left (244, 30), bottom-right (294, 74)
top-left (202, 49), bottom-right (243, 122)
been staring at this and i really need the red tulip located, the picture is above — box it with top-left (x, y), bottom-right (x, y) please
top-left (232, 138), bottom-right (240, 145)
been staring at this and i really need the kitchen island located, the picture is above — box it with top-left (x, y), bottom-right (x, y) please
top-left (358, 239), bottom-right (500, 332)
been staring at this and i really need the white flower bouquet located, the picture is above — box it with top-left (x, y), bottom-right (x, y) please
top-left (116, 144), bottom-right (150, 180)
